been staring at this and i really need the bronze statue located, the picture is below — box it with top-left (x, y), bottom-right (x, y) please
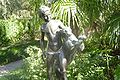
top-left (60, 27), bottom-right (86, 64)
top-left (38, 5), bottom-right (86, 80)
top-left (39, 5), bottom-right (66, 80)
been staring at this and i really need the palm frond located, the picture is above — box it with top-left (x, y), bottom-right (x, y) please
top-left (51, 0), bottom-right (84, 36)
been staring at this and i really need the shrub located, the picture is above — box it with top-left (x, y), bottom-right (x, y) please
top-left (22, 46), bottom-right (47, 80)
top-left (0, 19), bottom-right (24, 46)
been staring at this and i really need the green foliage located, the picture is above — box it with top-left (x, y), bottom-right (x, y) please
top-left (51, 0), bottom-right (84, 36)
top-left (76, 1), bottom-right (120, 79)
top-left (0, 20), bottom-right (9, 46)
top-left (0, 19), bottom-right (24, 46)
top-left (115, 65), bottom-right (120, 80)
top-left (0, 0), bottom-right (43, 42)
top-left (0, 40), bottom-right (39, 65)
top-left (21, 46), bottom-right (47, 80)
top-left (102, 11), bottom-right (120, 49)
top-left (0, 0), bottom-right (120, 80)
top-left (67, 54), bottom-right (107, 80)
top-left (0, 69), bottom-right (24, 80)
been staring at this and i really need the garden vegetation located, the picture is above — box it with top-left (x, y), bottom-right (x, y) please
top-left (0, 0), bottom-right (120, 80)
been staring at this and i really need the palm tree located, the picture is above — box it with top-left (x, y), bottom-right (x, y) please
top-left (50, 0), bottom-right (84, 36)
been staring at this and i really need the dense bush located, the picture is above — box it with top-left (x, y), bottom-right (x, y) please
top-left (0, 40), bottom-right (39, 65)
top-left (6, 44), bottom-right (106, 80)
top-left (0, 0), bottom-right (120, 80)
top-left (0, 19), bottom-right (24, 46)
top-left (22, 46), bottom-right (47, 80)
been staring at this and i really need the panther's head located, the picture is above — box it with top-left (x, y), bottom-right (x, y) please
top-left (62, 27), bottom-right (72, 37)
